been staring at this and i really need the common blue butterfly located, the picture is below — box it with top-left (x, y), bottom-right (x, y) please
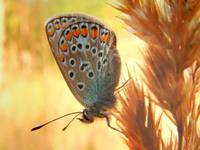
top-left (31, 13), bottom-right (121, 132)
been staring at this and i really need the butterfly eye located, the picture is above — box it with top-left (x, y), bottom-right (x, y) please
top-left (61, 17), bottom-right (68, 27)
top-left (59, 36), bottom-right (69, 52)
top-left (46, 23), bottom-right (55, 36)
top-left (53, 19), bottom-right (61, 30)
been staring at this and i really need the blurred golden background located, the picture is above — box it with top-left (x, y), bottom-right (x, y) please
top-left (0, 0), bottom-right (143, 149)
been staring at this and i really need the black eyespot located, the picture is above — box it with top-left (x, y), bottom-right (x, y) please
top-left (101, 31), bottom-right (104, 35)
top-left (88, 72), bottom-right (94, 78)
top-left (85, 44), bottom-right (90, 49)
top-left (97, 61), bottom-right (101, 70)
top-left (107, 73), bottom-right (110, 76)
top-left (91, 47), bottom-right (97, 54)
top-left (69, 58), bottom-right (76, 66)
top-left (62, 18), bottom-right (67, 23)
top-left (68, 70), bottom-right (75, 79)
top-left (71, 18), bottom-right (76, 22)
top-left (77, 82), bottom-right (85, 91)
top-left (71, 45), bottom-right (77, 52)
top-left (61, 39), bottom-right (64, 44)
top-left (69, 72), bottom-right (74, 78)
top-left (103, 58), bottom-right (107, 64)
top-left (81, 25), bottom-right (87, 29)
top-left (77, 43), bottom-right (82, 49)
top-left (80, 66), bottom-right (84, 71)
top-left (78, 84), bottom-right (83, 89)
top-left (72, 26), bottom-right (77, 30)
top-left (48, 24), bottom-right (52, 29)
top-left (98, 52), bottom-right (103, 57)
top-left (70, 60), bottom-right (75, 65)
top-left (64, 30), bottom-right (69, 35)
top-left (53, 19), bottom-right (60, 25)
top-left (91, 26), bottom-right (97, 30)
top-left (80, 63), bottom-right (89, 71)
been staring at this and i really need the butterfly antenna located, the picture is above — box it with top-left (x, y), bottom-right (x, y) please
top-left (62, 112), bottom-right (81, 131)
top-left (31, 111), bottom-right (82, 131)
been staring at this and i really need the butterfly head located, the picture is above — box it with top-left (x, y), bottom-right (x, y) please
top-left (78, 109), bottom-right (94, 123)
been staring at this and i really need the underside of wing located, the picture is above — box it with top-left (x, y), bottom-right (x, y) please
top-left (45, 13), bottom-right (121, 109)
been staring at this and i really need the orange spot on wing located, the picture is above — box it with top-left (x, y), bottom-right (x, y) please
top-left (47, 29), bottom-right (55, 36)
top-left (65, 31), bottom-right (73, 41)
top-left (46, 24), bottom-right (55, 37)
top-left (81, 28), bottom-right (88, 37)
top-left (101, 34), bottom-right (109, 42)
top-left (91, 29), bottom-right (98, 39)
top-left (73, 29), bottom-right (80, 37)
top-left (60, 42), bottom-right (69, 52)
top-left (58, 54), bottom-right (65, 62)
top-left (104, 34), bottom-right (109, 42)
top-left (54, 24), bottom-right (61, 30)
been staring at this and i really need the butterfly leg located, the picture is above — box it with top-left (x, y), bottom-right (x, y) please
top-left (99, 112), bottom-right (122, 133)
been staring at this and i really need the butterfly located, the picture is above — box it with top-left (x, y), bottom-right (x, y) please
top-left (31, 13), bottom-right (121, 132)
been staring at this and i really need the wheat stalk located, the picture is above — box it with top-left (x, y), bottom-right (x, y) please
top-left (114, 0), bottom-right (200, 149)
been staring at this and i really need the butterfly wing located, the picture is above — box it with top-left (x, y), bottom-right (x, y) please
top-left (45, 13), bottom-right (121, 110)
top-left (83, 28), bottom-right (121, 110)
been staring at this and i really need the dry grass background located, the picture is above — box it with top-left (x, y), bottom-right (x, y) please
top-left (115, 0), bottom-right (200, 150)
top-left (0, 0), bottom-right (142, 149)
